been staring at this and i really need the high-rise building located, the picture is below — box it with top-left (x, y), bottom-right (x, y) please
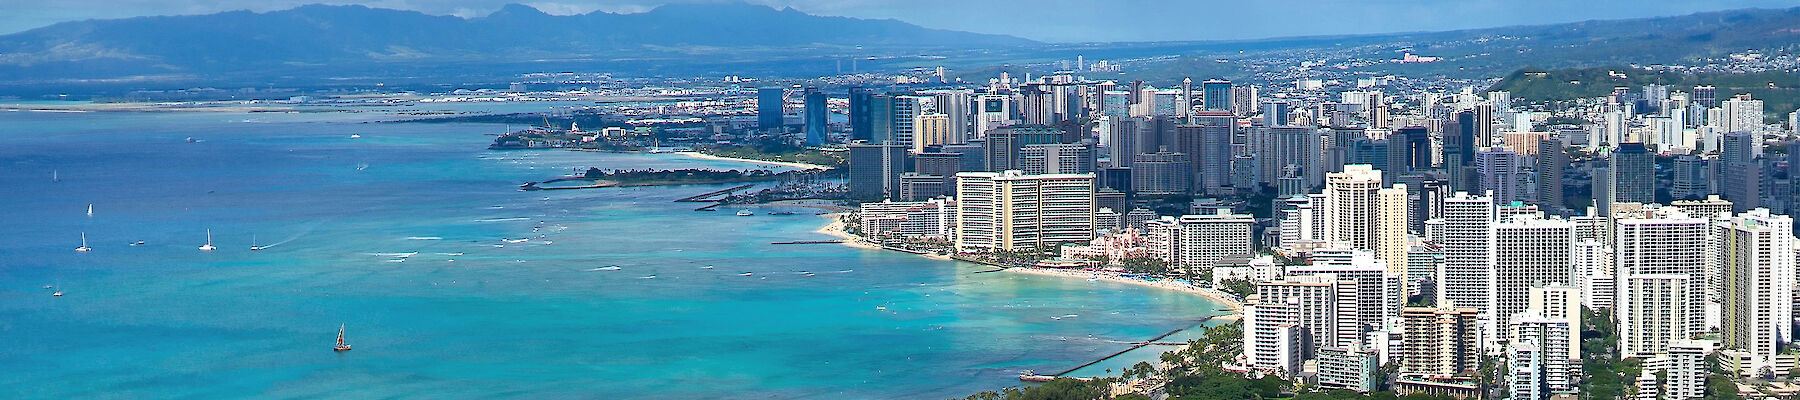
top-left (1507, 341), bottom-right (1549, 400)
top-left (1721, 94), bottom-right (1765, 133)
top-left (1018, 143), bottom-right (1095, 175)
top-left (1614, 207), bottom-right (1711, 357)
top-left (1476, 147), bottom-right (1526, 204)
top-left (1324, 165), bottom-right (1410, 274)
top-left (1202, 79), bottom-right (1233, 112)
top-left (849, 87), bottom-right (874, 142)
top-left (1719, 209), bottom-right (1795, 371)
top-left (1694, 85), bottom-right (1718, 108)
top-left (1232, 86), bottom-right (1258, 117)
top-left (974, 94), bottom-right (1013, 138)
top-left (1620, 274), bottom-right (1690, 359)
top-left (1612, 143), bottom-right (1655, 204)
top-left (1187, 111), bottom-right (1237, 194)
top-left (911, 113), bottom-right (952, 153)
top-left (757, 87), bottom-right (784, 129)
top-left (1262, 101), bottom-right (1292, 127)
top-left (1400, 306), bottom-right (1481, 378)
top-left (982, 125), bottom-right (1064, 172)
top-left (1243, 296), bottom-right (1308, 377)
top-left (1720, 132), bottom-right (1762, 212)
top-left (1290, 248), bottom-right (1406, 332)
top-left (1131, 150), bottom-right (1193, 195)
top-left (1536, 135), bottom-right (1568, 213)
top-left (803, 88), bottom-right (827, 145)
top-left (1176, 211), bottom-right (1257, 274)
top-left (848, 143), bottom-right (907, 201)
top-left (1672, 155), bottom-right (1709, 200)
top-left (953, 171), bottom-right (1095, 251)
top-left (1491, 216), bottom-right (1575, 328)
top-left (1253, 275), bottom-right (1361, 352)
top-left (1437, 192), bottom-right (1496, 321)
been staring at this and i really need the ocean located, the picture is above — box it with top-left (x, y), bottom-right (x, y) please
top-left (0, 104), bottom-right (1225, 399)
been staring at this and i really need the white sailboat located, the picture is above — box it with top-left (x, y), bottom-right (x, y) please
top-left (52, 170), bottom-right (59, 182)
top-left (87, 204), bottom-right (93, 218)
top-left (199, 229), bottom-right (216, 251)
top-left (250, 234), bottom-right (265, 251)
top-left (75, 232), bottom-right (91, 252)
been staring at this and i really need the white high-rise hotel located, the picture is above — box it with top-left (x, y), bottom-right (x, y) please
top-left (1720, 209), bottom-right (1795, 371)
top-left (1614, 207), bottom-right (1710, 358)
top-left (1323, 165), bottom-right (1409, 275)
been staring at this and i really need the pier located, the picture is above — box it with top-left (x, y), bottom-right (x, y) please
top-left (674, 184), bottom-right (754, 202)
top-left (1020, 322), bottom-right (1205, 382)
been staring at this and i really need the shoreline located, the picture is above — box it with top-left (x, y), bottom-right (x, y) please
top-left (675, 151), bottom-right (832, 170)
top-left (812, 213), bottom-right (1242, 311)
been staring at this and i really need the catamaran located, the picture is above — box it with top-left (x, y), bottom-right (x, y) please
top-left (334, 324), bottom-right (353, 352)
top-left (198, 229), bottom-right (216, 251)
top-left (75, 232), bottom-right (91, 252)
top-left (250, 234), bottom-right (265, 251)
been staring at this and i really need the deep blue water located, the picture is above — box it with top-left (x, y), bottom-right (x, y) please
top-left (0, 105), bottom-right (1225, 399)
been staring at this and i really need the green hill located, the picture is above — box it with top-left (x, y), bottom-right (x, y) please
top-left (1490, 66), bottom-right (1800, 122)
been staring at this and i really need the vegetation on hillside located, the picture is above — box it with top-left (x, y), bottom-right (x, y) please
top-left (1490, 66), bottom-right (1800, 123)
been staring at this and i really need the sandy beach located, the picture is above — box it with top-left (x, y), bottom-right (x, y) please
top-left (677, 151), bottom-right (832, 170)
top-left (813, 214), bottom-right (1243, 311)
top-left (1003, 267), bottom-right (1243, 311)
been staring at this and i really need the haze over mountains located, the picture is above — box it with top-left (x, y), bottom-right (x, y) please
top-left (0, 2), bottom-right (1031, 81)
top-left (0, 2), bottom-right (1797, 92)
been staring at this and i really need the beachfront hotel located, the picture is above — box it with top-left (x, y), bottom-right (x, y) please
top-left (953, 170), bottom-right (1096, 252)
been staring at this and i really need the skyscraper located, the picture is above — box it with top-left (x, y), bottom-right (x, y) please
top-left (1201, 79), bottom-right (1233, 112)
top-left (1614, 208), bottom-right (1710, 358)
top-left (803, 87), bottom-right (827, 145)
top-left (982, 125), bottom-right (1064, 172)
top-left (849, 87), bottom-right (874, 142)
top-left (1131, 150), bottom-right (1193, 195)
top-left (1477, 147), bottom-right (1526, 204)
top-left (1612, 143), bottom-right (1654, 204)
top-left (1490, 216), bottom-right (1575, 329)
top-left (1437, 191), bottom-right (1496, 325)
top-left (848, 143), bottom-right (907, 201)
top-left (757, 87), bottom-right (784, 129)
top-left (1720, 209), bottom-right (1795, 372)
top-left (1535, 135), bottom-right (1567, 213)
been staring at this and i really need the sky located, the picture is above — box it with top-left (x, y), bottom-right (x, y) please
top-left (1, 0), bottom-right (1796, 42)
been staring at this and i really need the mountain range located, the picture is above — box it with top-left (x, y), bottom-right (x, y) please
top-left (3, 3), bottom-right (1800, 94)
top-left (0, 2), bottom-right (1031, 82)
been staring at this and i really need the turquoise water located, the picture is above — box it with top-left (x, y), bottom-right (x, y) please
top-left (0, 106), bottom-right (1225, 399)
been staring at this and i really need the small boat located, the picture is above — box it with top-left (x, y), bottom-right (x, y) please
top-left (42, 285), bottom-right (52, 289)
top-left (52, 290), bottom-right (63, 297)
top-left (334, 324), bottom-right (353, 352)
top-left (739, 272), bottom-right (754, 276)
top-left (250, 234), bottom-right (265, 251)
top-left (52, 170), bottom-right (59, 182)
top-left (130, 240), bottom-right (145, 246)
top-left (589, 266), bottom-right (622, 271)
top-left (198, 229), bottom-right (216, 251)
top-left (701, 265), bottom-right (715, 269)
top-left (736, 210), bottom-right (753, 216)
top-left (87, 204), bottom-right (93, 218)
top-left (185, 137), bottom-right (197, 143)
top-left (349, 134), bottom-right (362, 139)
top-left (76, 232), bottom-right (91, 252)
